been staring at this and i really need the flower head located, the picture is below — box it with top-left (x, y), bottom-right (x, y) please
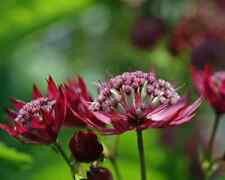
top-left (191, 39), bottom-right (225, 113)
top-left (0, 77), bottom-right (67, 144)
top-left (131, 16), bottom-right (165, 50)
top-left (85, 71), bottom-right (202, 134)
top-left (69, 131), bottom-right (103, 163)
top-left (87, 167), bottom-right (113, 180)
top-left (170, 6), bottom-right (225, 55)
top-left (192, 66), bottom-right (225, 113)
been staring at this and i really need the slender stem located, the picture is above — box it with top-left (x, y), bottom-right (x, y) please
top-left (136, 130), bottom-right (147, 180)
top-left (53, 142), bottom-right (76, 180)
top-left (110, 158), bottom-right (122, 180)
top-left (207, 113), bottom-right (221, 160)
top-left (110, 136), bottom-right (122, 180)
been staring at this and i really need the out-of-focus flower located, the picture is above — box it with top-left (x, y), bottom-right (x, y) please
top-left (170, 3), bottom-right (225, 55)
top-left (63, 77), bottom-right (92, 127)
top-left (131, 16), bottom-right (165, 50)
top-left (192, 65), bottom-right (225, 113)
top-left (87, 167), bottom-right (113, 180)
top-left (191, 39), bottom-right (225, 71)
top-left (191, 39), bottom-right (225, 113)
top-left (69, 131), bottom-right (103, 163)
top-left (170, 16), bottom-right (208, 55)
top-left (84, 71), bottom-right (202, 134)
top-left (0, 77), bottom-right (67, 144)
top-left (215, 0), bottom-right (225, 10)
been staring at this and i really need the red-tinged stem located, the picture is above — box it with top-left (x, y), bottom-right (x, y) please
top-left (136, 130), bottom-right (147, 180)
top-left (207, 112), bottom-right (221, 160)
top-left (109, 136), bottom-right (122, 180)
top-left (204, 113), bottom-right (222, 179)
top-left (53, 142), bottom-right (76, 180)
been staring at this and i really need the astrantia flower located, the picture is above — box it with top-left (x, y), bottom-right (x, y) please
top-left (69, 131), bottom-right (103, 163)
top-left (84, 71), bottom-right (202, 134)
top-left (87, 167), bottom-right (113, 180)
top-left (191, 39), bottom-right (225, 113)
top-left (63, 77), bottom-right (92, 127)
top-left (170, 4), bottom-right (225, 55)
top-left (170, 16), bottom-right (207, 55)
top-left (0, 77), bottom-right (67, 144)
top-left (192, 66), bottom-right (225, 113)
top-left (131, 16), bottom-right (165, 50)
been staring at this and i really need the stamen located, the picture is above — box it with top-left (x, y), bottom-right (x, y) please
top-left (90, 71), bottom-right (181, 113)
top-left (15, 98), bottom-right (56, 124)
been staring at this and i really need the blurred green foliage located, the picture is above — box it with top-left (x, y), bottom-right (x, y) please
top-left (0, 143), bottom-right (32, 163)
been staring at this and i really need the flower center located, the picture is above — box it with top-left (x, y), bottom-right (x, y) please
top-left (15, 97), bottom-right (56, 125)
top-left (90, 71), bottom-right (180, 113)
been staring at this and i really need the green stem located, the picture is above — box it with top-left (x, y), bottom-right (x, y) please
top-left (204, 113), bottom-right (221, 179)
top-left (136, 130), bottom-right (147, 180)
top-left (53, 142), bottom-right (76, 180)
top-left (110, 136), bottom-right (122, 180)
top-left (207, 113), bottom-right (221, 160)
top-left (110, 158), bottom-right (122, 180)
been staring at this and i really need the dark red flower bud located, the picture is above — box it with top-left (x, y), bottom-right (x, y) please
top-left (131, 16), bottom-right (165, 50)
top-left (69, 131), bottom-right (103, 162)
top-left (87, 167), bottom-right (113, 180)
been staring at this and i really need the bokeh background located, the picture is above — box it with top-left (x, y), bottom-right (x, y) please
top-left (0, 0), bottom-right (225, 179)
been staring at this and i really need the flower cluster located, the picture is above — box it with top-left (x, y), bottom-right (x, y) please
top-left (0, 77), bottom-right (66, 144)
top-left (0, 70), bottom-right (202, 180)
top-left (192, 66), bottom-right (225, 114)
top-left (87, 71), bottom-right (201, 134)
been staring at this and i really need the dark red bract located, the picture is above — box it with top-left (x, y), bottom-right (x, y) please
top-left (69, 131), bottom-right (103, 162)
top-left (131, 16), bottom-right (165, 50)
top-left (87, 167), bottom-right (113, 180)
top-left (63, 77), bottom-right (92, 127)
top-left (84, 71), bottom-right (202, 134)
top-left (0, 77), bottom-right (67, 144)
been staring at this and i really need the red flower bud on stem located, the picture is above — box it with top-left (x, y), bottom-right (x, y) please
top-left (69, 131), bottom-right (103, 163)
